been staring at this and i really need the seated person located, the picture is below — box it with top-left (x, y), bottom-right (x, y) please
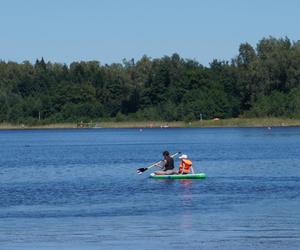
top-left (178, 154), bottom-right (194, 174)
top-left (154, 151), bottom-right (177, 175)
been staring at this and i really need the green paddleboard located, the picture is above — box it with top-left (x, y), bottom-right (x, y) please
top-left (149, 172), bottom-right (206, 179)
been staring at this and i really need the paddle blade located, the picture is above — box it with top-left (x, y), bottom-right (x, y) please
top-left (137, 167), bottom-right (148, 174)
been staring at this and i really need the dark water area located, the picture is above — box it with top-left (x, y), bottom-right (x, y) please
top-left (0, 127), bottom-right (300, 249)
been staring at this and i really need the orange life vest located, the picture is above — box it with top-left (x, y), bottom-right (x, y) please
top-left (179, 159), bottom-right (192, 174)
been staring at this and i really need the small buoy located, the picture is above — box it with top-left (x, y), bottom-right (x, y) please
top-left (139, 129), bottom-right (143, 132)
top-left (268, 127), bottom-right (271, 130)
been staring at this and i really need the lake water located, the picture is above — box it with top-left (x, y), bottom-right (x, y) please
top-left (0, 127), bottom-right (300, 249)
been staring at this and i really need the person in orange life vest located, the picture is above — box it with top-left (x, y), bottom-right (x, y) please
top-left (178, 154), bottom-right (194, 174)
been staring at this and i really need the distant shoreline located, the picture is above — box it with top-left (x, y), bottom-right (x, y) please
top-left (1, 118), bottom-right (300, 130)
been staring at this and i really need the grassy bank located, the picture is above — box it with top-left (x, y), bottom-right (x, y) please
top-left (0, 123), bottom-right (77, 130)
top-left (189, 117), bottom-right (300, 127)
top-left (1, 117), bottom-right (300, 130)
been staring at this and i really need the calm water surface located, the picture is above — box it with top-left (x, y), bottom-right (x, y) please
top-left (0, 127), bottom-right (300, 249)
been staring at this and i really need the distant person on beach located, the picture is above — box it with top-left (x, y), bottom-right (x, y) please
top-left (154, 151), bottom-right (176, 175)
top-left (177, 154), bottom-right (194, 174)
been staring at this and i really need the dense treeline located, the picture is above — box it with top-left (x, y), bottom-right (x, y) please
top-left (1, 36), bottom-right (300, 124)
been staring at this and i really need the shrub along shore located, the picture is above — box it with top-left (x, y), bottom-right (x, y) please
top-left (1, 117), bottom-right (300, 130)
top-left (1, 37), bottom-right (300, 125)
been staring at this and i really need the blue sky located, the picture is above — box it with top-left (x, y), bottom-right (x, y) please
top-left (0, 0), bottom-right (299, 65)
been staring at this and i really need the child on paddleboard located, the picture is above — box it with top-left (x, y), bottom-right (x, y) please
top-left (178, 154), bottom-right (194, 174)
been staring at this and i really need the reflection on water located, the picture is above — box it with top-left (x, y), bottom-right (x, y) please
top-left (179, 182), bottom-right (194, 230)
top-left (180, 179), bottom-right (193, 186)
top-left (179, 180), bottom-right (193, 209)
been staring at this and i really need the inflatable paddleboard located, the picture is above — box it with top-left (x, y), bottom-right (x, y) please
top-left (150, 172), bottom-right (206, 179)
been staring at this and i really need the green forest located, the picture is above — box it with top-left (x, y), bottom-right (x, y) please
top-left (1, 37), bottom-right (300, 124)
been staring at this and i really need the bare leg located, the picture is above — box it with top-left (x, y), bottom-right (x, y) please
top-left (155, 170), bottom-right (177, 175)
top-left (154, 170), bottom-right (167, 175)
top-left (165, 170), bottom-right (177, 175)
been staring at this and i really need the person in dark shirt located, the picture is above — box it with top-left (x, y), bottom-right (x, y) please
top-left (154, 151), bottom-right (176, 175)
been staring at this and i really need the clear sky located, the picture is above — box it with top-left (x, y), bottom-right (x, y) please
top-left (0, 0), bottom-right (299, 65)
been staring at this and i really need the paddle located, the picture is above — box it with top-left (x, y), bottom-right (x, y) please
top-left (136, 152), bottom-right (181, 174)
